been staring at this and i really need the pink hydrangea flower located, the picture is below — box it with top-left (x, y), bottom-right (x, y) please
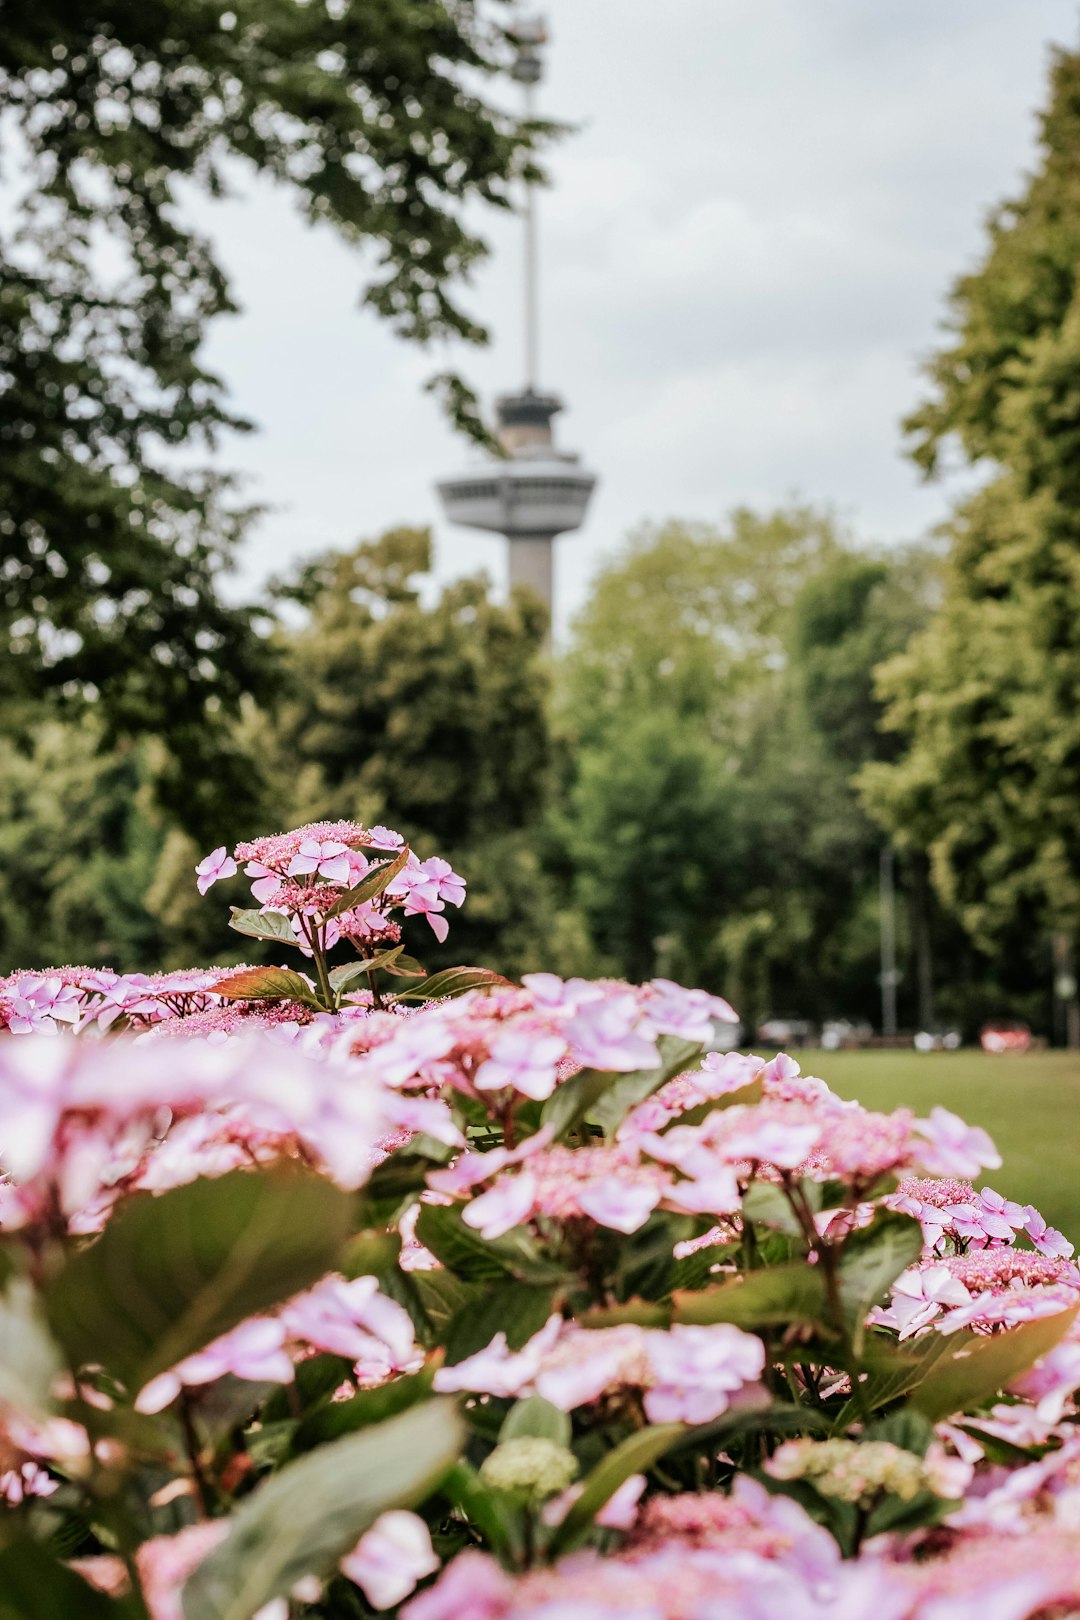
top-left (913, 1107), bottom-right (1001, 1178)
top-left (461, 1172), bottom-right (539, 1239)
top-left (4, 975), bottom-right (83, 1035)
top-left (474, 1032), bottom-right (567, 1102)
top-left (340, 1511), bottom-right (440, 1610)
top-left (642, 1322), bottom-right (766, 1424)
top-left (287, 838), bottom-right (353, 884)
top-left (872, 1265), bottom-right (972, 1339)
top-left (1025, 1204), bottom-right (1075, 1259)
top-left (194, 846), bottom-right (238, 895)
top-left (136, 1317), bottom-right (293, 1413)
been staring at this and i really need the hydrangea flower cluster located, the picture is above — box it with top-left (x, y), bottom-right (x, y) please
top-left (2, 825), bottom-right (1079, 1620)
top-left (196, 819), bottom-right (465, 950)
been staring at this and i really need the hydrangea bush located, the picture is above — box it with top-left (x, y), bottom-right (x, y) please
top-left (0, 820), bottom-right (1078, 1618)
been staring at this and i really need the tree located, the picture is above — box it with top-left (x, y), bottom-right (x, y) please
top-left (862, 45), bottom-right (1080, 1040)
top-left (554, 510), bottom-right (965, 1029)
top-left (558, 505), bottom-right (843, 751)
top-left (265, 527), bottom-right (594, 978)
top-left (0, 0), bottom-right (535, 829)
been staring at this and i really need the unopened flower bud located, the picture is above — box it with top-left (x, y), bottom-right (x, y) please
top-left (768, 1438), bottom-right (931, 1507)
top-left (479, 1437), bottom-right (578, 1504)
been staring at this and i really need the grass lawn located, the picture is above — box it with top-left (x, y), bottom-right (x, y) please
top-left (774, 1048), bottom-right (1080, 1244)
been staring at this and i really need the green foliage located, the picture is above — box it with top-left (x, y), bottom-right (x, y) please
top-left (554, 507), bottom-right (940, 1025)
top-left (0, 0), bottom-right (538, 831)
top-left (910, 1301), bottom-right (1080, 1423)
top-left (181, 1400), bottom-right (464, 1620)
top-left (265, 528), bottom-right (588, 979)
top-left (865, 44), bottom-right (1080, 963)
top-left (0, 1278), bottom-right (61, 1421)
top-left (546, 1425), bottom-right (685, 1555)
top-left (46, 1170), bottom-right (352, 1390)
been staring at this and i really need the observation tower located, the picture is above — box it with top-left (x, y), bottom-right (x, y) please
top-left (434, 14), bottom-right (597, 620)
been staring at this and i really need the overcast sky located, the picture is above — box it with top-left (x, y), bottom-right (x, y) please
top-left (195, 0), bottom-right (1080, 636)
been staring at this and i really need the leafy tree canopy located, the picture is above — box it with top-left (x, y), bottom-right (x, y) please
top-left (0, 0), bottom-right (534, 821)
top-left (865, 44), bottom-right (1080, 951)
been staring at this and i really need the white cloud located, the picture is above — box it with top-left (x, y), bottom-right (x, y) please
top-left (190, 0), bottom-right (1078, 635)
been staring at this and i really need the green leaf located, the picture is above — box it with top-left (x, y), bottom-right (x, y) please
top-left (591, 1036), bottom-right (704, 1139)
top-left (831, 1332), bottom-right (955, 1428)
top-left (740, 1183), bottom-right (807, 1237)
top-left (837, 1210), bottom-right (924, 1349)
top-left (669, 1237), bottom-right (738, 1294)
top-left (381, 953), bottom-right (427, 978)
top-left (0, 1278), bottom-right (61, 1421)
top-left (323, 847), bottom-right (411, 921)
top-left (406, 1271), bottom-right (479, 1341)
top-left (209, 965), bottom-right (322, 1008)
top-left (414, 1202), bottom-right (565, 1286)
top-left (182, 1400), bottom-right (463, 1620)
top-left (445, 1282), bottom-right (557, 1365)
top-left (0, 1540), bottom-right (133, 1620)
top-left (391, 966), bottom-right (514, 1004)
top-left (227, 907), bottom-right (298, 945)
top-left (547, 1424), bottom-right (684, 1555)
top-left (294, 1363), bottom-right (438, 1451)
top-left (542, 1035), bottom-right (702, 1142)
top-left (46, 1170), bottom-right (352, 1392)
top-left (662, 1076), bottom-right (764, 1130)
top-left (673, 1263), bottom-right (828, 1330)
top-left (328, 947), bottom-right (403, 991)
top-left (500, 1395), bottom-right (571, 1447)
top-left (864, 1409), bottom-right (935, 1456)
top-left (910, 1301), bottom-right (1080, 1423)
top-left (442, 1462), bottom-right (516, 1561)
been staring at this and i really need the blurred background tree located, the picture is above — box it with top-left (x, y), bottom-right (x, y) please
top-left (260, 527), bottom-right (597, 979)
top-left (0, 0), bottom-right (537, 842)
top-left (861, 43), bottom-right (1080, 1044)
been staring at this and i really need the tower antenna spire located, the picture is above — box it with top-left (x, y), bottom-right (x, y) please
top-left (434, 10), bottom-right (597, 636)
top-left (509, 14), bottom-right (546, 389)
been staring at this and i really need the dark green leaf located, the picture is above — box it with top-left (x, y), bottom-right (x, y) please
top-left (182, 1401), bottom-right (463, 1620)
top-left (328, 947), bottom-right (403, 992)
top-left (542, 1035), bottom-right (703, 1142)
top-left (864, 1409), bottom-right (935, 1456)
top-left (910, 1302), bottom-right (1080, 1423)
top-left (591, 1036), bottom-right (704, 1139)
top-left (0, 1540), bottom-right (133, 1620)
top-left (294, 1364), bottom-right (438, 1451)
top-left (831, 1333), bottom-right (955, 1429)
top-left (673, 1263), bottom-right (828, 1330)
top-left (414, 1203), bottom-right (566, 1286)
top-left (500, 1396), bottom-right (571, 1447)
top-left (445, 1282), bottom-right (557, 1365)
top-left (323, 848), bottom-right (411, 921)
top-left (47, 1171), bottom-right (352, 1392)
top-left (442, 1462), bottom-right (516, 1561)
top-left (547, 1424), bottom-right (684, 1554)
top-left (837, 1210), bottom-right (924, 1348)
top-left (391, 966), bottom-right (514, 1004)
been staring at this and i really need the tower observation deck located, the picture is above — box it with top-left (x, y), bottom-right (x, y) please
top-left (434, 14), bottom-right (597, 623)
